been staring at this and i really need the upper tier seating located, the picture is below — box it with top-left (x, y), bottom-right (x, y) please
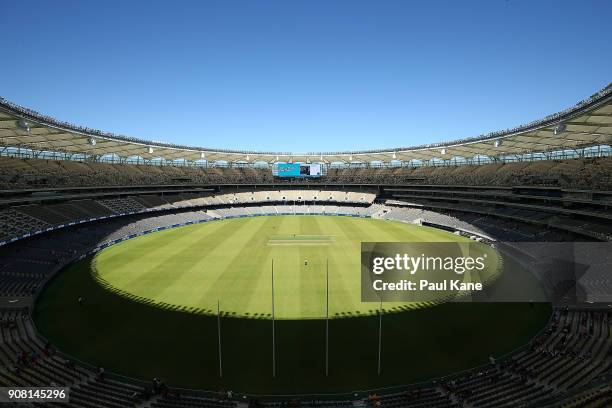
top-left (1, 155), bottom-right (611, 190)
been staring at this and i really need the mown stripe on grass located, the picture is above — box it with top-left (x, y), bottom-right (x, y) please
top-left (194, 216), bottom-right (277, 315)
top-left (314, 216), bottom-right (361, 317)
top-left (95, 222), bottom-right (211, 277)
top-left (100, 218), bottom-right (252, 302)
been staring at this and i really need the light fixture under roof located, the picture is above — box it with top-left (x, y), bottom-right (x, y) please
top-left (16, 120), bottom-right (30, 132)
top-left (494, 139), bottom-right (503, 148)
top-left (554, 123), bottom-right (567, 135)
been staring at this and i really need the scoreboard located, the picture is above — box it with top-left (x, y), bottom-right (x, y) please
top-left (274, 163), bottom-right (323, 178)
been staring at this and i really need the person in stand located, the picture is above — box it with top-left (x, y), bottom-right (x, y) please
top-left (153, 377), bottom-right (161, 394)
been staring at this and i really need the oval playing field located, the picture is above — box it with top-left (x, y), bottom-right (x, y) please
top-left (92, 215), bottom-right (497, 319)
top-left (35, 215), bottom-right (550, 394)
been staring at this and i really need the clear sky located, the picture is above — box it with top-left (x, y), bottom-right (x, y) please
top-left (0, 0), bottom-right (610, 153)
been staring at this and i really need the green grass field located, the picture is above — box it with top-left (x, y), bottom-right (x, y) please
top-left (34, 215), bottom-right (551, 394)
top-left (92, 216), bottom-right (495, 319)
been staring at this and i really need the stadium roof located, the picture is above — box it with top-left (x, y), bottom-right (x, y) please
top-left (0, 84), bottom-right (611, 165)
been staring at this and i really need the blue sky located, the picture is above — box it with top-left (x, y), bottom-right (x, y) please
top-left (0, 0), bottom-right (610, 152)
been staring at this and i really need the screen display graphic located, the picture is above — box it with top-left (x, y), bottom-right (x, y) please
top-left (275, 163), bottom-right (323, 178)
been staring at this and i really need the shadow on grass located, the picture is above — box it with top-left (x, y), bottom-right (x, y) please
top-left (34, 257), bottom-right (552, 395)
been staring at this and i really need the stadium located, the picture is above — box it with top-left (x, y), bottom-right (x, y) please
top-left (0, 81), bottom-right (611, 407)
top-left (1, 1), bottom-right (612, 406)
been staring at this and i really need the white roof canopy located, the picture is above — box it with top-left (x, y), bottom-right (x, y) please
top-left (1, 84), bottom-right (610, 164)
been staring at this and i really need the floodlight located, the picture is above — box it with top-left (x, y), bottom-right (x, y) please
top-left (16, 120), bottom-right (30, 132)
top-left (554, 123), bottom-right (567, 135)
